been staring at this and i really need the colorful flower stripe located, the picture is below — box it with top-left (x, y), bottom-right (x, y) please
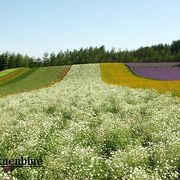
top-left (100, 63), bottom-right (180, 96)
top-left (126, 62), bottom-right (180, 80)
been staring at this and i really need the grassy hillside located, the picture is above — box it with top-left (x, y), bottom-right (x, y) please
top-left (0, 66), bottom-right (70, 97)
top-left (0, 68), bottom-right (30, 85)
top-left (0, 64), bottom-right (179, 179)
top-left (100, 63), bottom-right (180, 96)
top-left (0, 68), bottom-right (19, 78)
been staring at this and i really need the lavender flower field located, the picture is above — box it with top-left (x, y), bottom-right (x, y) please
top-left (126, 62), bottom-right (180, 80)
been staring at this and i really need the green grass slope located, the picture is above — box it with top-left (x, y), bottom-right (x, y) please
top-left (0, 68), bottom-right (19, 78)
top-left (0, 66), bottom-right (70, 97)
top-left (0, 68), bottom-right (30, 85)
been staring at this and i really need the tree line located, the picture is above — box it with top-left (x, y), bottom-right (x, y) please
top-left (1, 40), bottom-right (180, 71)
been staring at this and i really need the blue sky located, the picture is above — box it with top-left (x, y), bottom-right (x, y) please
top-left (0, 0), bottom-right (180, 57)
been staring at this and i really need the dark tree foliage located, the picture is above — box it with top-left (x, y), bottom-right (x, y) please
top-left (170, 40), bottom-right (180, 54)
top-left (0, 53), bottom-right (40, 71)
top-left (0, 40), bottom-right (180, 71)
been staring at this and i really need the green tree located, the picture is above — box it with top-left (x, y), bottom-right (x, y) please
top-left (0, 53), bottom-right (9, 70)
top-left (42, 52), bottom-right (50, 66)
top-left (170, 40), bottom-right (180, 54)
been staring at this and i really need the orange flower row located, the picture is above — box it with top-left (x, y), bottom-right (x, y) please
top-left (100, 63), bottom-right (180, 96)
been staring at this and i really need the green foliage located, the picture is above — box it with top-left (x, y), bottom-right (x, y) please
top-left (0, 40), bottom-right (180, 71)
top-left (171, 40), bottom-right (180, 54)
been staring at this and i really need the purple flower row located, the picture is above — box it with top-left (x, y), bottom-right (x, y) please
top-left (125, 62), bottom-right (180, 80)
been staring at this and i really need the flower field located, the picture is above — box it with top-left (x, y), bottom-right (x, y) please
top-left (126, 62), bottom-right (180, 81)
top-left (0, 64), bottom-right (179, 179)
top-left (100, 63), bottom-right (180, 96)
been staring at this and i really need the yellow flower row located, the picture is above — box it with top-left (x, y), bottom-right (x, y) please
top-left (100, 63), bottom-right (180, 96)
